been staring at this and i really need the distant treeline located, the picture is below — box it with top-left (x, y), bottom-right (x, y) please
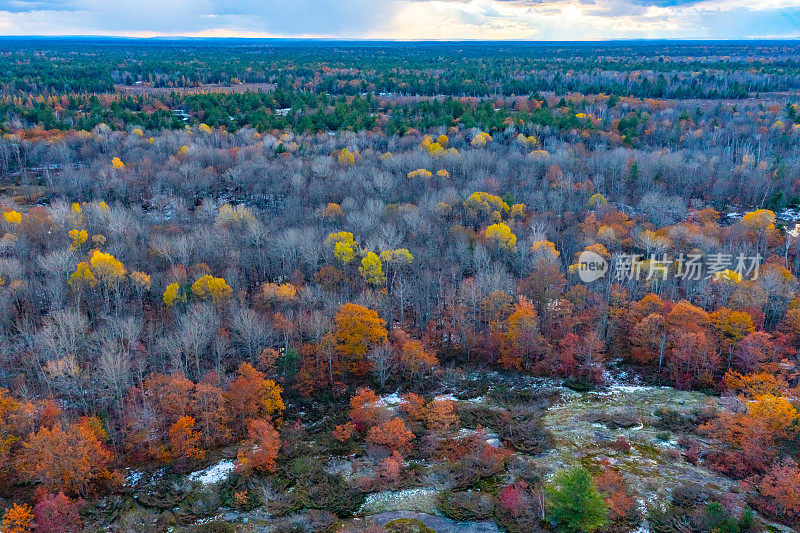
top-left (0, 40), bottom-right (799, 133)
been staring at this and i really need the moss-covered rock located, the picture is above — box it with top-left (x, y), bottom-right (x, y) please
top-left (385, 518), bottom-right (435, 533)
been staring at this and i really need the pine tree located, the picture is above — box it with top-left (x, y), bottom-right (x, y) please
top-left (546, 467), bottom-right (608, 533)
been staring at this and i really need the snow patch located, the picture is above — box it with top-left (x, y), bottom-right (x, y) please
top-left (189, 459), bottom-right (236, 485)
top-left (608, 384), bottom-right (670, 393)
top-left (360, 487), bottom-right (439, 514)
top-left (434, 393), bottom-right (458, 402)
top-left (125, 469), bottom-right (144, 487)
top-left (380, 391), bottom-right (404, 406)
top-left (464, 395), bottom-right (488, 404)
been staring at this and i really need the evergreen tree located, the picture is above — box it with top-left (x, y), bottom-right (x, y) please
top-left (546, 467), bottom-right (608, 533)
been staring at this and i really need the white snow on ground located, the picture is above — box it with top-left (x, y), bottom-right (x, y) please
top-left (464, 395), bottom-right (487, 404)
top-left (360, 487), bottom-right (439, 514)
top-left (124, 469), bottom-right (144, 487)
top-left (189, 459), bottom-right (236, 485)
top-left (434, 393), bottom-right (459, 402)
top-left (380, 391), bottom-right (404, 406)
top-left (457, 428), bottom-right (501, 447)
top-left (608, 385), bottom-right (670, 393)
top-left (124, 467), bottom-right (165, 487)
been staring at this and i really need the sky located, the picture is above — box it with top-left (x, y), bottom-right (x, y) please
top-left (0, 0), bottom-right (798, 40)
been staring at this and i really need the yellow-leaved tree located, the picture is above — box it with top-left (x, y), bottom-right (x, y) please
top-left (191, 275), bottom-right (232, 304)
top-left (746, 394), bottom-right (799, 440)
top-left (530, 240), bottom-right (561, 264)
top-left (331, 303), bottom-right (388, 380)
top-left (463, 192), bottom-right (510, 219)
top-left (69, 250), bottom-right (125, 288)
top-left (325, 231), bottom-right (358, 264)
top-left (334, 241), bottom-right (356, 264)
top-left (129, 271), bottom-right (151, 307)
top-left (338, 148), bottom-right (356, 166)
top-left (589, 193), bottom-right (608, 207)
top-left (740, 208), bottom-right (777, 252)
top-left (359, 252), bottom-right (386, 286)
top-left (3, 210), bottom-right (21, 225)
top-left (407, 169), bottom-right (433, 179)
top-left (163, 282), bottom-right (186, 307)
top-left (89, 250), bottom-right (126, 285)
top-left (68, 261), bottom-right (96, 287)
top-left (471, 131), bottom-right (492, 147)
top-left (741, 209), bottom-right (775, 231)
top-left (68, 250), bottom-right (125, 311)
top-left (255, 282), bottom-right (297, 310)
top-left (485, 222), bottom-right (517, 252)
top-left (426, 142), bottom-right (445, 156)
top-left (216, 203), bottom-right (256, 227)
top-left (68, 229), bottom-right (88, 251)
top-left (380, 248), bottom-right (413, 266)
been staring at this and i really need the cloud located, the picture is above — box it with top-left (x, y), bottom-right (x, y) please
top-left (0, 0), bottom-right (76, 13)
top-left (0, 0), bottom-right (796, 38)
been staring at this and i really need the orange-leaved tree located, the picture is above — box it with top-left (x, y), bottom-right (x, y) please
top-left (1, 503), bottom-right (33, 533)
top-left (331, 303), bottom-right (388, 379)
top-left (424, 399), bottom-right (459, 433)
top-left (366, 418), bottom-right (415, 452)
top-left (348, 387), bottom-right (388, 432)
top-left (499, 297), bottom-right (544, 371)
top-left (17, 416), bottom-right (116, 496)
top-left (167, 416), bottom-right (205, 463)
top-left (226, 362), bottom-right (285, 436)
top-left (236, 418), bottom-right (281, 474)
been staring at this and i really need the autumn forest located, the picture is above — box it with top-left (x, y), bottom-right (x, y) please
top-left (0, 39), bottom-right (798, 533)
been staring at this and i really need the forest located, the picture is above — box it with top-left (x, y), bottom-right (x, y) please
top-left (0, 39), bottom-right (798, 533)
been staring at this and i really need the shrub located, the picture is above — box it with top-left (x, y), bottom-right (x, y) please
top-left (445, 434), bottom-right (510, 490)
top-left (653, 407), bottom-right (701, 433)
top-left (33, 491), bottom-right (83, 533)
top-left (457, 404), bottom-right (509, 429)
top-left (438, 490), bottom-right (494, 521)
top-left (493, 482), bottom-right (547, 533)
top-left (500, 417), bottom-right (553, 454)
top-left (612, 436), bottom-right (632, 452)
top-left (581, 409), bottom-right (640, 429)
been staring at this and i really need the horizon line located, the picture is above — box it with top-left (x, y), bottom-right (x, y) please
top-left (0, 35), bottom-right (799, 43)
